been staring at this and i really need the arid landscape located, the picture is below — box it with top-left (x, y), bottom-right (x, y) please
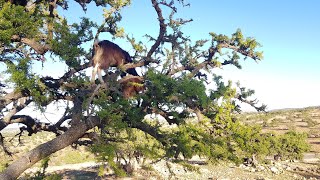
top-left (1, 106), bottom-right (319, 179)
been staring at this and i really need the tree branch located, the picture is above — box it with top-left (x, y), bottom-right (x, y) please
top-left (0, 91), bottom-right (26, 113)
top-left (0, 116), bottom-right (100, 180)
top-left (11, 35), bottom-right (50, 55)
top-left (3, 98), bottom-right (31, 123)
top-left (0, 133), bottom-right (12, 156)
top-left (219, 43), bottom-right (261, 61)
top-left (147, 0), bottom-right (167, 60)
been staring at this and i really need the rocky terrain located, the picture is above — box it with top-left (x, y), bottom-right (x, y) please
top-left (1, 107), bottom-right (320, 179)
top-left (19, 157), bottom-right (320, 179)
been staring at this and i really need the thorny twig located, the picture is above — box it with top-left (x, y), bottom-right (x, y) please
top-left (9, 128), bottom-right (24, 147)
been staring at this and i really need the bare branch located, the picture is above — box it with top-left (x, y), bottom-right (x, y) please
top-left (147, 0), bottom-right (167, 59)
top-left (54, 110), bottom-right (72, 128)
top-left (3, 98), bottom-right (31, 123)
top-left (236, 95), bottom-right (267, 112)
top-left (219, 43), bottom-right (261, 61)
top-left (11, 35), bottom-right (50, 55)
top-left (9, 128), bottom-right (24, 146)
top-left (0, 91), bottom-right (26, 112)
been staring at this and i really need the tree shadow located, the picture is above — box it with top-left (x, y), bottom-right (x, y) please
top-left (289, 170), bottom-right (320, 180)
top-left (53, 169), bottom-right (102, 180)
top-left (309, 141), bottom-right (320, 145)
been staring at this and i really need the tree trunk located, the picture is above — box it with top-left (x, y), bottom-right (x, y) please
top-left (0, 117), bottom-right (100, 180)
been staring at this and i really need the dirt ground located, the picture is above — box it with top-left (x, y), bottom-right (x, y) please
top-left (6, 107), bottom-right (320, 179)
top-left (20, 159), bottom-right (320, 180)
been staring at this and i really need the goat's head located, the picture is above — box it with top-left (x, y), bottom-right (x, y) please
top-left (120, 76), bottom-right (145, 99)
top-left (91, 40), bottom-right (103, 67)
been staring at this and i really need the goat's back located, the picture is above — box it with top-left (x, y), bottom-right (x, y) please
top-left (92, 40), bottom-right (132, 69)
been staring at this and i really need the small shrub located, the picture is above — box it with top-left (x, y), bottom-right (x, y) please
top-left (262, 120), bottom-right (268, 127)
top-left (308, 129), bottom-right (320, 137)
top-left (269, 118), bottom-right (280, 127)
top-left (303, 117), bottom-right (318, 127)
top-left (0, 162), bottom-right (9, 173)
top-left (231, 122), bottom-right (310, 162)
top-left (275, 131), bottom-right (310, 160)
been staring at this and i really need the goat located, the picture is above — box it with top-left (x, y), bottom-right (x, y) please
top-left (119, 76), bottom-right (145, 99)
top-left (91, 40), bottom-right (138, 84)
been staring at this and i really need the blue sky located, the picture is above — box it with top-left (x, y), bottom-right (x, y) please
top-left (56, 0), bottom-right (320, 110)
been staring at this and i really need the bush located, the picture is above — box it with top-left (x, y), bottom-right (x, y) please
top-left (276, 131), bottom-right (310, 160)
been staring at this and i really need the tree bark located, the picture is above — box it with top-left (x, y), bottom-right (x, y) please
top-left (0, 117), bottom-right (100, 180)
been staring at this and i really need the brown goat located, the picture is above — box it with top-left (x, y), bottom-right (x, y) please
top-left (119, 76), bottom-right (145, 99)
top-left (91, 40), bottom-right (138, 84)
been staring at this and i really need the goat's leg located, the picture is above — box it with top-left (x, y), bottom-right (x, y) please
top-left (91, 63), bottom-right (106, 84)
top-left (91, 63), bottom-right (98, 83)
top-left (97, 67), bottom-right (105, 84)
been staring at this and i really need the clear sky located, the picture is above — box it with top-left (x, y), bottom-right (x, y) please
top-left (56, 0), bottom-right (320, 111)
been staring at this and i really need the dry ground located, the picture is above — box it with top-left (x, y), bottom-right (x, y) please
top-left (1, 106), bottom-right (320, 179)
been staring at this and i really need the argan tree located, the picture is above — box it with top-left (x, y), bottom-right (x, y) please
top-left (0, 0), bottom-right (309, 179)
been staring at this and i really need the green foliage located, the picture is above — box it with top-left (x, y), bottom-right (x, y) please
top-left (93, 90), bottom-right (145, 127)
top-left (231, 123), bottom-right (267, 155)
top-left (210, 29), bottom-right (263, 63)
top-left (91, 143), bottom-right (126, 177)
top-left (5, 58), bottom-right (48, 104)
top-left (50, 18), bottom-right (95, 68)
top-left (0, 1), bottom-right (42, 44)
top-left (165, 124), bottom-right (211, 159)
top-left (0, 161), bottom-right (9, 173)
top-left (112, 69), bottom-right (310, 166)
top-left (209, 75), bottom-right (236, 102)
top-left (91, 142), bottom-right (117, 162)
top-left (145, 70), bottom-right (209, 111)
top-left (231, 125), bottom-right (310, 160)
top-left (91, 128), bottom-right (163, 177)
top-left (109, 0), bottom-right (131, 8)
top-left (127, 35), bottom-right (145, 53)
top-left (276, 131), bottom-right (310, 160)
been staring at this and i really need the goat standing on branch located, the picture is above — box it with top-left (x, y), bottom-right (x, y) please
top-left (91, 40), bottom-right (138, 84)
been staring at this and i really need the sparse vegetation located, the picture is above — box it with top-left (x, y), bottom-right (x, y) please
top-left (1, 107), bottom-right (318, 178)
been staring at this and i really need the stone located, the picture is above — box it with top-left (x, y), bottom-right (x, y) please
top-left (270, 166), bottom-right (280, 174)
top-left (256, 165), bottom-right (266, 172)
top-left (285, 166), bottom-right (292, 171)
